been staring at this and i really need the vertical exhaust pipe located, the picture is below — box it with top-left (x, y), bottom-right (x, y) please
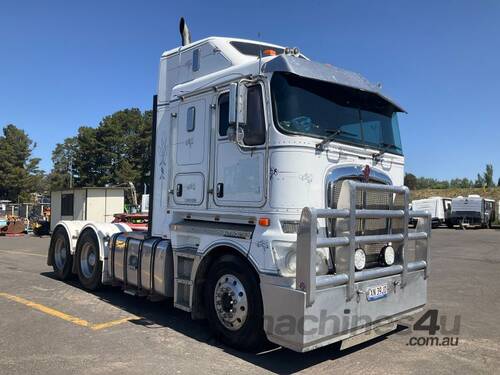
top-left (179, 17), bottom-right (191, 46)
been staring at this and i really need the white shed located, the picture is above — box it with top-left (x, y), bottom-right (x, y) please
top-left (50, 188), bottom-right (125, 232)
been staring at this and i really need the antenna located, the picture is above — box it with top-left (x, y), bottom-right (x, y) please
top-left (258, 32), bottom-right (262, 74)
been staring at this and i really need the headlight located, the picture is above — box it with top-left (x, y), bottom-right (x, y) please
top-left (272, 241), bottom-right (329, 277)
top-left (380, 245), bottom-right (395, 266)
top-left (354, 248), bottom-right (366, 271)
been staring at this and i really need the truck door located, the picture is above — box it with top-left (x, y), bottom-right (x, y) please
top-left (212, 84), bottom-right (266, 207)
top-left (171, 97), bottom-right (209, 207)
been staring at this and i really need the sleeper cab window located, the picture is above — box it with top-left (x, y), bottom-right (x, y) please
top-left (217, 85), bottom-right (265, 146)
top-left (192, 48), bottom-right (200, 72)
top-left (187, 106), bottom-right (195, 132)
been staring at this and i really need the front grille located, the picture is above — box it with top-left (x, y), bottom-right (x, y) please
top-left (327, 178), bottom-right (404, 269)
top-left (280, 220), bottom-right (300, 234)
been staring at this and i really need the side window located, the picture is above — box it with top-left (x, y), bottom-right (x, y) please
top-left (187, 106), bottom-right (196, 132)
top-left (244, 85), bottom-right (266, 146)
top-left (61, 194), bottom-right (74, 216)
top-left (217, 85), bottom-right (266, 145)
top-left (218, 93), bottom-right (229, 136)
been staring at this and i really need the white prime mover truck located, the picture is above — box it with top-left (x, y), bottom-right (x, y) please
top-left (411, 197), bottom-right (452, 228)
top-left (47, 19), bottom-right (431, 352)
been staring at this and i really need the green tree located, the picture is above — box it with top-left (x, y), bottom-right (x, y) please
top-left (48, 137), bottom-right (77, 190)
top-left (459, 178), bottom-right (472, 188)
top-left (475, 173), bottom-right (485, 188)
top-left (0, 124), bottom-right (44, 202)
top-left (404, 173), bottom-right (417, 190)
top-left (484, 164), bottom-right (494, 188)
top-left (59, 108), bottom-right (152, 193)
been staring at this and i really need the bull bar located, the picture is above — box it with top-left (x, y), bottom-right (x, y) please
top-left (296, 181), bottom-right (432, 307)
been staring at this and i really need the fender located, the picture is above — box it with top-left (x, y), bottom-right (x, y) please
top-left (76, 222), bottom-right (132, 283)
top-left (47, 220), bottom-right (91, 266)
top-left (78, 222), bottom-right (132, 261)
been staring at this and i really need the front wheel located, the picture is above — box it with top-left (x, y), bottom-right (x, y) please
top-left (204, 254), bottom-right (265, 351)
top-left (76, 230), bottom-right (102, 290)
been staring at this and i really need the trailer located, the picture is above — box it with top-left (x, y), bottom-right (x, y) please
top-left (411, 197), bottom-right (451, 228)
top-left (47, 18), bottom-right (431, 352)
top-left (449, 195), bottom-right (495, 228)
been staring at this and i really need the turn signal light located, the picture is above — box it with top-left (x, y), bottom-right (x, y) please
top-left (258, 217), bottom-right (270, 227)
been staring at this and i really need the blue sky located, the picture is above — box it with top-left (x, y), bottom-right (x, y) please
top-left (1, 0), bottom-right (499, 181)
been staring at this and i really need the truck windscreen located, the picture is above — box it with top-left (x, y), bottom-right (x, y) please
top-left (271, 72), bottom-right (403, 155)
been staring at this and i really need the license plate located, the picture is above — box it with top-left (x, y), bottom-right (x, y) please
top-left (366, 284), bottom-right (388, 301)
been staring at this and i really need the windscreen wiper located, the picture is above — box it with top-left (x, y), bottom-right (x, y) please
top-left (372, 142), bottom-right (399, 160)
top-left (315, 129), bottom-right (355, 151)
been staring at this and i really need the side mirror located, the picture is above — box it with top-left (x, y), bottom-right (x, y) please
top-left (227, 125), bottom-right (244, 143)
top-left (228, 82), bottom-right (247, 127)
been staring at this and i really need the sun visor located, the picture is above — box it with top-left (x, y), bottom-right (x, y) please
top-left (262, 55), bottom-right (405, 113)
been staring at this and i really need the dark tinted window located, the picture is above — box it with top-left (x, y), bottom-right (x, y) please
top-left (244, 85), bottom-right (266, 146)
top-left (271, 73), bottom-right (403, 155)
top-left (230, 41), bottom-right (284, 57)
top-left (187, 106), bottom-right (195, 132)
top-left (61, 193), bottom-right (74, 216)
top-left (218, 93), bottom-right (229, 136)
top-left (218, 86), bottom-right (266, 146)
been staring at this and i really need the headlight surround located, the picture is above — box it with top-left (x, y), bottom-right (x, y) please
top-left (354, 248), bottom-right (366, 271)
top-left (380, 245), bottom-right (395, 266)
top-left (272, 241), bottom-right (329, 277)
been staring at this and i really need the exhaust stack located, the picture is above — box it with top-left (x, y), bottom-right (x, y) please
top-left (179, 17), bottom-right (191, 46)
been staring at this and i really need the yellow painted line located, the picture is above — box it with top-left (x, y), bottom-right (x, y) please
top-left (0, 249), bottom-right (46, 258)
top-left (0, 292), bottom-right (137, 330)
top-left (0, 292), bottom-right (90, 327)
top-left (90, 317), bottom-right (136, 331)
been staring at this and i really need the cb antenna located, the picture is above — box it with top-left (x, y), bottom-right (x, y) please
top-left (258, 31), bottom-right (262, 74)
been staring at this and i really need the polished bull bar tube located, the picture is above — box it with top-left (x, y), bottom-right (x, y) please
top-left (296, 180), bottom-right (432, 307)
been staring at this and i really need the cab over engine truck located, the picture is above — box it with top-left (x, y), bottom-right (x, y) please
top-left (47, 19), bottom-right (431, 352)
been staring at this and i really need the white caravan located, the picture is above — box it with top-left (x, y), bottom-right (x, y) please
top-left (450, 195), bottom-right (496, 228)
top-left (411, 197), bottom-right (451, 228)
top-left (47, 19), bottom-right (431, 352)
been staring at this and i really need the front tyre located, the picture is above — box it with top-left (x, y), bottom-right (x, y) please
top-left (205, 254), bottom-right (265, 351)
top-left (50, 227), bottom-right (73, 280)
top-left (76, 230), bottom-right (102, 290)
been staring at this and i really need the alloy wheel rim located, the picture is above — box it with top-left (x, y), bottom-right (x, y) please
top-left (80, 242), bottom-right (96, 279)
top-left (214, 274), bottom-right (248, 331)
top-left (54, 237), bottom-right (67, 270)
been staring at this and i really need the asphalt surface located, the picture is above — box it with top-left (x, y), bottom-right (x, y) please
top-left (0, 229), bottom-right (499, 374)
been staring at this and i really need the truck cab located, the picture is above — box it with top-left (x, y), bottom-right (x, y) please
top-left (48, 20), bottom-right (431, 352)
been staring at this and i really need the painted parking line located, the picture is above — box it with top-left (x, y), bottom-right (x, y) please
top-left (0, 292), bottom-right (137, 330)
top-left (0, 249), bottom-right (46, 258)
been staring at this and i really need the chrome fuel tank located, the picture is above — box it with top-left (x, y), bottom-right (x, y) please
top-left (110, 233), bottom-right (173, 297)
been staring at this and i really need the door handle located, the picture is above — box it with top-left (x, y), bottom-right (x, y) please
top-left (216, 183), bottom-right (224, 198)
top-left (176, 184), bottom-right (183, 197)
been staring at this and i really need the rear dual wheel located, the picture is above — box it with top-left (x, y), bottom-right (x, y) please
top-left (75, 230), bottom-right (102, 290)
top-left (51, 227), bottom-right (73, 280)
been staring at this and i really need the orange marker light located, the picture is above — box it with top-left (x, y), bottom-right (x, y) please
top-left (263, 49), bottom-right (277, 56)
top-left (258, 217), bottom-right (271, 227)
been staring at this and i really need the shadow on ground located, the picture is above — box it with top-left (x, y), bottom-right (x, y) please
top-left (41, 271), bottom-right (406, 374)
